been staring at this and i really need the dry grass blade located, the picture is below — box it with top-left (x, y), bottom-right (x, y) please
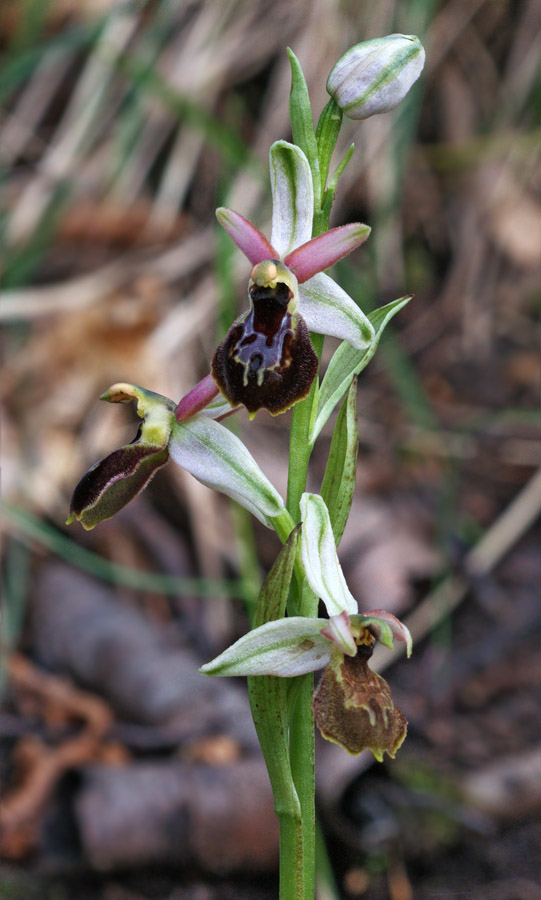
top-left (372, 467), bottom-right (541, 673)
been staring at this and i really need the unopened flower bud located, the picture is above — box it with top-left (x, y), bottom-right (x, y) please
top-left (327, 34), bottom-right (425, 120)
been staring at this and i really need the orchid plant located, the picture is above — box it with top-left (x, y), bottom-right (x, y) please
top-left (68, 35), bottom-right (424, 900)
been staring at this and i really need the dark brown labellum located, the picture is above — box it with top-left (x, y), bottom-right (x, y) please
top-left (211, 280), bottom-right (318, 416)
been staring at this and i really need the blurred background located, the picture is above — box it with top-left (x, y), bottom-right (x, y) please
top-left (1, 1), bottom-right (540, 898)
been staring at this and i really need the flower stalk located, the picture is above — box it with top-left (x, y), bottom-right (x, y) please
top-left (67, 37), bottom-right (424, 900)
top-left (283, 56), bottom-right (345, 893)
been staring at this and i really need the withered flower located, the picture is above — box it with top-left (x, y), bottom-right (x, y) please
top-left (313, 630), bottom-right (407, 760)
top-left (68, 383), bottom-right (289, 531)
top-left (68, 383), bottom-right (174, 530)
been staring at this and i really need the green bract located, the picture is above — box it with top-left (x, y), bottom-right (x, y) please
top-left (320, 376), bottom-right (359, 546)
top-left (311, 295), bottom-right (412, 445)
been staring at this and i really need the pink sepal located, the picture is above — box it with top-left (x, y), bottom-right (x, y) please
top-left (284, 223), bottom-right (370, 284)
top-left (216, 207), bottom-right (278, 265)
top-left (216, 404), bottom-right (242, 422)
top-left (321, 611), bottom-right (357, 657)
top-left (362, 609), bottom-right (412, 657)
top-left (175, 375), bottom-right (219, 423)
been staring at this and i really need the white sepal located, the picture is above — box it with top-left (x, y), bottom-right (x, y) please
top-left (269, 140), bottom-right (313, 258)
top-left (300, 493), bottom-right (357, 616)
top-left (169, 416), bottom-right (285, 527)
top-left (299, 272), bottom-right (374, 350)
top-left (200, 617), bottom-right (333, 677)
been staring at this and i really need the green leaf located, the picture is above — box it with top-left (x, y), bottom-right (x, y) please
top-left (253, 526), bottom-right (300, 628)
top-left (287, 47), bottom-right (321, 211)
top-left (320, 142), bottom-right (354, 223)
top-left (310, 295), bottom-right (412, 444)
top-left (248, 529), bottom-right (301, 829)
top-left (2, 500), bottom-right (249, 600)
top-left (320, 376), bottom-right (359, 546)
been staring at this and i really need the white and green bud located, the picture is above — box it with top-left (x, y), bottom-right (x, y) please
top-left (327, 34), bottom-right (425, 120)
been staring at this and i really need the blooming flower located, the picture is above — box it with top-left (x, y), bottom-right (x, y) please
top-left (68, 383), bottom-right (290, 531)
top-left (201, 492), bottom-right (411, 760)
top-left (211, 140), bottom-right (373, 416)
top-left (327, 34), bottom-right (425, 120)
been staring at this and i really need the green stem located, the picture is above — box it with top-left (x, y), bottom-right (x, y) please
top-left (286, 332), bottom-right (324, 522)
top-left (249, 674), bottom-right (304, 900)
top-left (288, 671), bottom-right (316, 897)
top-left (280, 63), bottom-right (345, 900)
top-left (279, 811), bottom-right (304, 900)
top-left (284, 331), bottom-right (323, 900)
top-left (248, 529), bottom-right (304, 900)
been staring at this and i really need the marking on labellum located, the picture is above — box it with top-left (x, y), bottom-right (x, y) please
top-left (212, 260), bottom-right (318, 416)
